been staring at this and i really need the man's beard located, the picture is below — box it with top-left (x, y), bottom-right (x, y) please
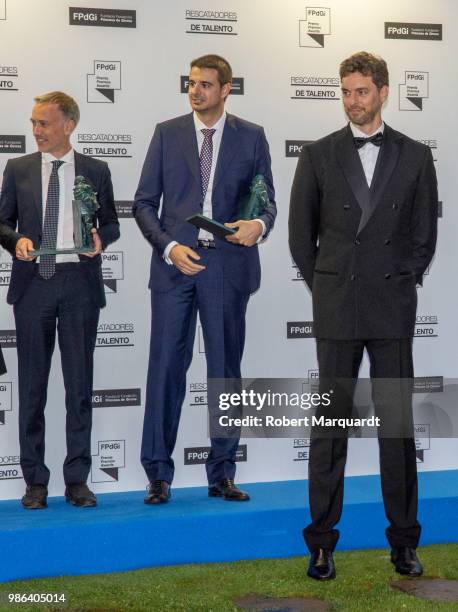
top-left (345, 106), bottom-right (378, 126)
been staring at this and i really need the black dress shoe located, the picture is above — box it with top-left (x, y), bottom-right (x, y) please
top-left (65, 483), bottom-right (97, 507)
top-left (307, 548), bottom-right (336, 580)
top-left (391, 547), bottom-right (423, 576)
top-left (144, 480), bottom-right (171, 505)
top-left (208, 478), bottom-right (250, 501)
top-left (22, 484), bottom-right (48, 509)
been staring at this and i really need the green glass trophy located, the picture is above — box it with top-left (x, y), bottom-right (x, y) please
top-left (237, 174), bottom-right (269, 220)
top-left (187, 174), bottom-right (270, 238)
top-left (30, 175), bottom-right (100, 256)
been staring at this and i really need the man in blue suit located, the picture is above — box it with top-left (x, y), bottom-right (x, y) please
top-left (134, 54), bottom-right (276, 504)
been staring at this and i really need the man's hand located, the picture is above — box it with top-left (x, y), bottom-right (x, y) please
top-left (170, 244), bottom-right (206, 275)
top-left (15, 237), bottom-right (36, 261)
top-left (225, 219), bottom-right (263, 247)
top-left (81, 228), bottom-right (103, 258)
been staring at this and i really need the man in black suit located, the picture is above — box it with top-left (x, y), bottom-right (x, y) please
top-left (0, 91), bottom-right (120, 509)
top-left (289, 52), bottom-right (438, 580)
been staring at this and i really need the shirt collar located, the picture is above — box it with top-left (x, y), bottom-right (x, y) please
top-left (42, 148), bottom-right (74, 165)
top-left (350, 121), bottom-right (385, 139)
top-left (193, 111), bottom-right (226, 134)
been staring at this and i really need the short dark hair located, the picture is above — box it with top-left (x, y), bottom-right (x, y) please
top-left (34, 91), bottom-right (80, 125)
top-left (190, 54), bottom-right (232, 87)
top-left (339, 52), bottom-right (389, 90)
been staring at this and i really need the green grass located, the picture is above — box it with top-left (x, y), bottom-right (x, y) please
top-left (0, 544), bottom-right (457, 611)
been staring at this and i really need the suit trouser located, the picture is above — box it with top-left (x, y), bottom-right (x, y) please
top-left (141, 247), bottom-right (249, 485)
top-left (303, 338), bottom-right (421, 552)
top-left (14, 264), bottom-right (100, 486)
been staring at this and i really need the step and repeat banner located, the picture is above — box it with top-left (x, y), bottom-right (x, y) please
top-left (0, 0), bottom-right (456, 499)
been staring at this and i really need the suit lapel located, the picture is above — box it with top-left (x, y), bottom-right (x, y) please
top-left (336, 125), bottom-right (371, 220)
top-left (356, 125), bottom-right (402, 234)
top-left (212, 114), bottom-right (238, 193)
top-left (178, 113), bottom-right (200, 186)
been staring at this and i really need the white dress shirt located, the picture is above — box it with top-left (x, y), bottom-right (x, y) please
top-left (164, 112), bottom-right (226, 261)
top-left (41, 149), bottom-right (79, 263)
top-left (350, 121), bottom-right (385, 187)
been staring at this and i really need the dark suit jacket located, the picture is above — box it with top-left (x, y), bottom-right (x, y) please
top-left (289, 124), bottom-right (438, 339)
top-left (0, 151), bottom-right (120, 307)
top-left (134, 112), bottom-right (276, 294)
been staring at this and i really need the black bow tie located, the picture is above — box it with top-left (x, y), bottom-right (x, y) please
top-left (353, 132), bottom-right (384, 150)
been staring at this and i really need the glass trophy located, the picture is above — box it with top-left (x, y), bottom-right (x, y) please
top-left (187, 174), bottom-right (270, 236)
top-left (30, 175), bottom-right (100, 256)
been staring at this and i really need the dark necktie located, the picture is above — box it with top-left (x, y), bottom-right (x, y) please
top-left (200, 128), bottom-right (216, 199)
top-left (39, 159), bottom-right (64, 279)
top-left (353, 132), bottom-right (384, 150)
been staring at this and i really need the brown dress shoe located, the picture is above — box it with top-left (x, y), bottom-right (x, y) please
top-left (65, 483), bottom-right (97, 507)
top-left (144, 480), bottom-right (171, 504)
top-left (208, 478), bottom-right (250, 501)
top-left (22, 484), bottom-right (48, 509)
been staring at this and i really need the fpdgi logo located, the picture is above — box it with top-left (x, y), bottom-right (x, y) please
top-left (91, 440), bottom-right (125, 482)
top-left (414, 424), bottom-right (430, 463)
top-left (287, 321), bottom-right (314, 339)
top-left (399, 71), bottom-right (429, 111)
top-left (0, 382), bottom-right (12, 425)
top-left (101, 251), bottom-right (124, 293)
top-left (69, 7), bottom-right (136, 28)
top-left (87, 61), bottom-right (121, 103)
top-left (299, 7), bottom-right (331, 47)
top-left (181, 75), bottom-right (244, 95)
top-left (385, 22), bottom-right (442, 41)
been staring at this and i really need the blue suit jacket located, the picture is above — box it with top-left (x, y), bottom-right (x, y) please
top-left (134, 112), bottom-right (276, 294)
top-left (0, 151), bottom-right (120, 306)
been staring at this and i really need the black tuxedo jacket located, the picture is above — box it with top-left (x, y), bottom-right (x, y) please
top-left (0, 151), bottom-right (120, 307)
top-left (289, 124), bottom-right (438, 339)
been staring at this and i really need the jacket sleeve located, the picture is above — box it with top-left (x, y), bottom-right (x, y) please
top-left (95, 162), bottom-right (120, 250)
top-left (409, 146), bottom-right (438, 285)
top-left (254, 127), bottom-right (276, 237)
top-left (0, 160), bottom-right (24, 255)
top-left (288, 145), bottom-right (320, 291)
top-left (133, 124), bottom-right (173, 255)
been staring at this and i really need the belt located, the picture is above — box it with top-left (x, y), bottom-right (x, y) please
top-left (197, 239), bottom-right (216, 249)
top-left (34, 262), bottom-right (82, 273)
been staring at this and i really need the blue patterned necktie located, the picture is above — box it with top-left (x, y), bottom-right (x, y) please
top-left (39, 159), bottom-right (64, 279)
top-left (200, 128), bottom-right (215, 199)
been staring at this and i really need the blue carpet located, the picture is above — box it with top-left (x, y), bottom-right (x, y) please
top-left (1, 470), bottom-right (457, 582)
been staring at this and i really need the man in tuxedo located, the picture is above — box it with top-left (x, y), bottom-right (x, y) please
top-left (134, 54), bottom-right (276, 504)
top-left (289, 52), bottom-right (437, 579)
top-left (0, 91), bottom-right (120, 509)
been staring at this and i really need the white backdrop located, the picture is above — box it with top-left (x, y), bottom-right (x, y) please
top-left (0, 0), bottom-right (456, 500)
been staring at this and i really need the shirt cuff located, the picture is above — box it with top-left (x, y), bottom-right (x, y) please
top-left (255, 219), bottom-right (266, 243)
top-left (163, 241), bottom-right (178, 265)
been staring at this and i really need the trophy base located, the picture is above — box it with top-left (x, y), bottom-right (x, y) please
top-left (29, 247), bottom-right (94, 256)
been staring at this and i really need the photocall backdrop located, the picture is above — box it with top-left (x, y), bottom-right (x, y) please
top-left (0, 0), bottom-right (456, 500)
